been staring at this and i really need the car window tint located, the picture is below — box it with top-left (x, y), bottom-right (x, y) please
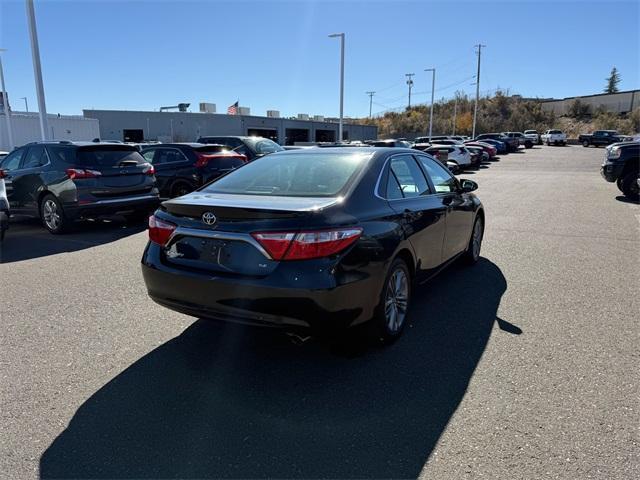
top-left (1, 148), bottom-right (25, 171)
top-left (46, 146), bottom-right (75, 164)
top-left (388, 155), bottom-right (429, 198)
top-left (385, 170), bottom-right (404, 199)
top-left (203, 151), bottom-right (370, 197)
top-left (142, 150), bottom-right (157, 163)
top-left (77, 147), bottom-right (145, 167)
top-left (417, 156), bottom-right (457, 193)
top-left (22, 146), bottom-right (47, 168)
top-left (155, 149), bottom-right (185, 164)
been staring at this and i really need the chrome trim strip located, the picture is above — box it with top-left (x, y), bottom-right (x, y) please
top-left (87, 194), bottom-right (158, 205)
top-left (167, 226), bottom-right (273, 260)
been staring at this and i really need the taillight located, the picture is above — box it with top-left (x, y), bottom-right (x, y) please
top-left (148, 215), bottom-right (177, 246)
top-left (0, 169), bottom-right (6, 179)
top-left (66, 168), bottom-right (101, 179)
top-left (195, 153), bottom-right (246, 168)
top-left (143, 163), bottom-right (155, 175)
top-left (252, 228), bottom-right (362, 261)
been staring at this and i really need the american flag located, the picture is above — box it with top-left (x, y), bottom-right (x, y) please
top-left (227, 101), bottom-right (238, 115)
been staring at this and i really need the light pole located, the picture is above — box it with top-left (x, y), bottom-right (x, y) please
top-left (329, 33), bottom-right (345, 142)
top-left (20, 97), bottom-right (28, 112)
top-left (0, 49), bottom-right (15, 150)
top-left (26, 0), bottom-right (49, 140)
top-left (366, 91), bottom-right (375, 118)
top-left (425, 68), bottom-right (435, 138)
top-left (472, 44), bottom-right (486, 139)
top-left (405, 73), bottom-right (415, 108)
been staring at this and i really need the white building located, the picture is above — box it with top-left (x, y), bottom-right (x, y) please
top-left (0, 111), bottom-right (100, 151)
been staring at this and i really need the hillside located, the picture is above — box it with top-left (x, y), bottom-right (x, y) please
top-left (358, 90), bottom-right (640, 139)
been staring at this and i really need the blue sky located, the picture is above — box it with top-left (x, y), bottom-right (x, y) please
top-left (1, 0), bottom-right (638, 118)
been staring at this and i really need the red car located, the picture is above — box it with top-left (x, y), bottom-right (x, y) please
top-left (464, 141), bottom-right (497, 159)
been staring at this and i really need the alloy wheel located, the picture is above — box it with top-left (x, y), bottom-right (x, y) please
top-left (472, 218), bottom-right (483, 260)
top-left (43, 199), bottom-right (61, 231)
top-left (385, 268), bottom-right (409, 333)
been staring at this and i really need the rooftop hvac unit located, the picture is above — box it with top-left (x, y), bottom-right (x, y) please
top-left (199, 102), bottom-right (216, 113)
top-left (313, 115), bottom-right (325, 121)
top-left (267, 110), bottom-right (280, 118)
top-left (238, 107), bottom-right (250, 115)
top-left (297, 113), bottom-right (309, 121)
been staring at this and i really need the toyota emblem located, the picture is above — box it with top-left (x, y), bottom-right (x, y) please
top-left (202, 212), bottom-right (217, 225)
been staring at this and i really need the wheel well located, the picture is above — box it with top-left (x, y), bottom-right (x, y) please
top-left (622, 160), bottom-right (639, 177)
top-left (36, 191), bottom-right (52, 216)
top-left (394, 249), bottom-right (415, 280)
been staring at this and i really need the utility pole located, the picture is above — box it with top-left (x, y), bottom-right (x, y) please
top-left (329, 33), bottom-right (345, 142)
top-left (0, 49), bottom-right (15, 150)
top-left (452, 95), bottom-right (458, 135)
top-left (405, 73), bottom-right (415, 109)
top-left (472, 43), bottom-right (485, 139)
top-left (424, 68), bottom-right (435, 138)
top-left (366, 91), bottom-right (375, 118)
top-left (20, 97), bottom-right (28, 112)
top-left (26, 0), bottom-right (49, 140)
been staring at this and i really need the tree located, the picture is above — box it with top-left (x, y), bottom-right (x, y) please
top-left (604, 67), bottom-right (621, 94)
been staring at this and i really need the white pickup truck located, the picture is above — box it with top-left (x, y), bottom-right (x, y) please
top-left (541, 129), bottom-right (567, 146)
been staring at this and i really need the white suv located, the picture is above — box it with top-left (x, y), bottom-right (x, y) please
top-left (425, 144), bottom-right (472, 168)
top-left (541, 129), bottom-right (567, 146)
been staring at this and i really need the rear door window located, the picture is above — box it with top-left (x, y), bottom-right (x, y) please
top-left (21, 145), bottom-right (49, 169)
top-left (153, 148), bottom-right (187, 164)
top-left (388, 155), bottom-right (429, 198)
top-left (142, 149), bottom-right (157, 163)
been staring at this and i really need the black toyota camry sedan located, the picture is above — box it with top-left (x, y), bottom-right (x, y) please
top-left (141, 147), bottom-right (484, 343)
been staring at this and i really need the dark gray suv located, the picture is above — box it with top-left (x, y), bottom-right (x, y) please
top-left (0, 141), bottom-right (159, 233)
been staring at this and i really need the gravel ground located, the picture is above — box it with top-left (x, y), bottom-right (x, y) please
top-left (0, 144), bottom-right (638, 479)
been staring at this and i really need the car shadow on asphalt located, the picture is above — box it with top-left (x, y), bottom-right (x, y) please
top-left (615, 195), bottom-right (639, 205)
top-left (0, 217), bottom-right (146, 264)
top-left (40, 258), bottom-right (515, 479)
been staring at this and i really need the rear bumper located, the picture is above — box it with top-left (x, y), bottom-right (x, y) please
top-left (141, 243), bottom-right (382, 331)
top-left (65, 193), bottom-right (160, 219)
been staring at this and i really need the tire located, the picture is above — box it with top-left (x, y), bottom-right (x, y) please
top-left (462, 215), bottom-right (484, 265)
top-left (370, 258), bottom-right (412, 344)
top-left (170, 181), bottom-right (194, 198)
top-left (620, 171), bottom-right (640, 201)
top-left (546, 141), bottom-right (551, 146)
top-left (525, 141), bottom-right (533, 149)
top-left (40, 194), bottom-right (69, 234)
top-left (616, 177), bottom-right (624, 193)
top-left (582, 140), bottom-right (590, 147)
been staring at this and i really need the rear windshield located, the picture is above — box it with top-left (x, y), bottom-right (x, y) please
top-left (76, 146), bottom-right (146, 167)
top-left (195, 145), bottom-right (232, 153)
top-left (549, 130), bottom-right (562, 134)
top-left (244, 138), bottom-right (284, 154)
top-left (202, 152), bottom-right (370, 197)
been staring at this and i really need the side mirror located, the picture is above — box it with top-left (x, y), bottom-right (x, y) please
top-left (460, 179), bottom-right (478, 192)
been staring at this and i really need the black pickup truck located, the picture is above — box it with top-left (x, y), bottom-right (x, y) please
top-left (579, 130), bottom-right (630, 147)
top-left (601, 141), bottom-right (639, 201)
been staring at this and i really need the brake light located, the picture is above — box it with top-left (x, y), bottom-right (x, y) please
top-left (143, 163), bottom-right (155, 175)
top-left (148, 215), bottom-right (177, 246)
top-left (252, 228), bottom-right (362, 261)
top-left (195, 152), bottom-right (247, 168)
top-left (66, 168), bottom-right (101, 179)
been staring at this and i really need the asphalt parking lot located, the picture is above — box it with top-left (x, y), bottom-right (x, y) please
top-left (1, 145), bottom-right (638, 479)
